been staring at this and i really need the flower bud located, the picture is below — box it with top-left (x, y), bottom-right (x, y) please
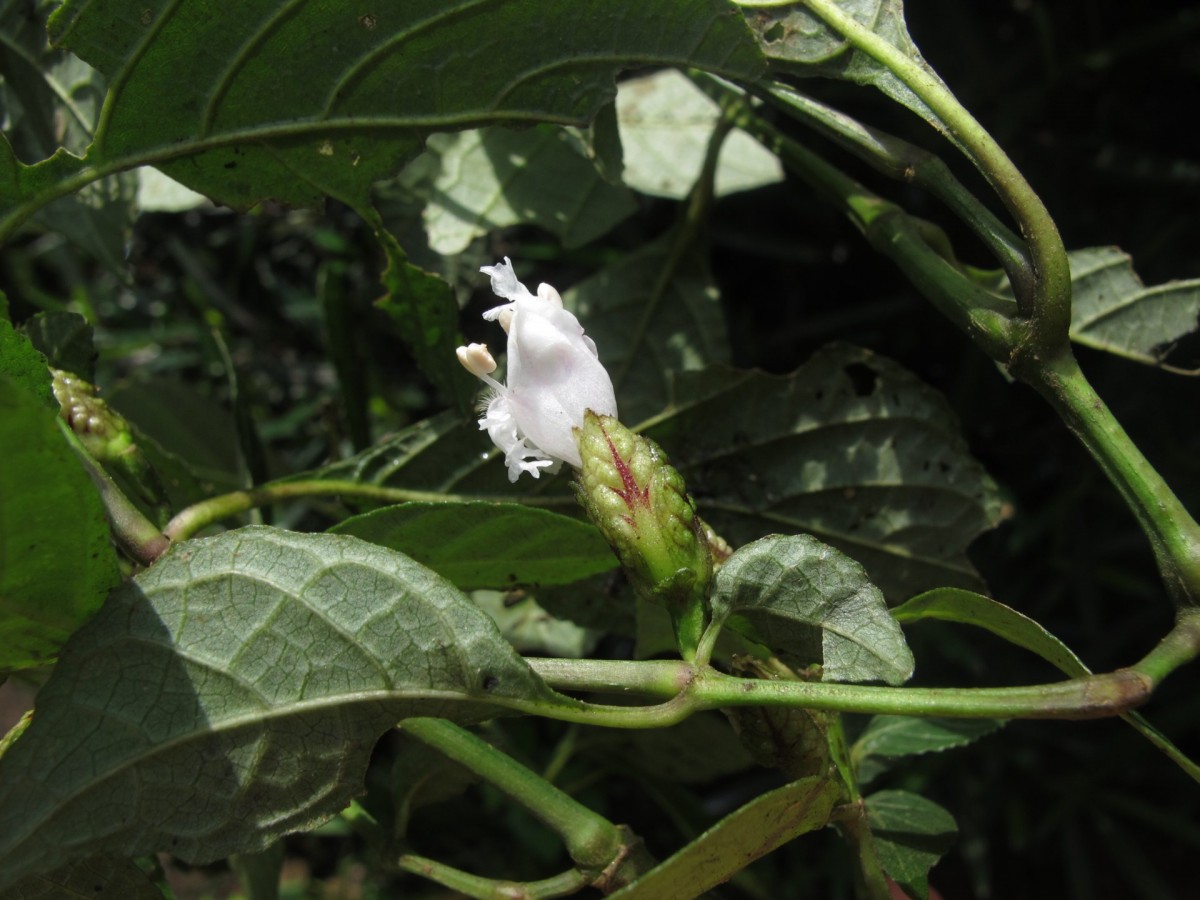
top-left (575, 411), bottom-right (712, 657)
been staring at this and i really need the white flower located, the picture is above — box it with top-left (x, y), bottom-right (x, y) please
top-left (456, 258), bottom-right (617, 482)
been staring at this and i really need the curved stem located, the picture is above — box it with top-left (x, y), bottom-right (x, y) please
top-left (795, 0), bottom-right (1072, 360)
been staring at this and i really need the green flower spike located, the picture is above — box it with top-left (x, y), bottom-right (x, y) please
top-left (575, 411), bottom-right (712, 659)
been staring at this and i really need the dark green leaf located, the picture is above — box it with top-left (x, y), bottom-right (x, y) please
top-left (584, 713), bottom-right (756, 786)
top-left (329, 502), bottom-right (614, 591)
top-left (1, 855), bottom-right (163, 900)
top-left (866, 789), bottom-right (957, 900)
top-left (0, 374), bottom-right (120, 673)
top-left (611, 776), bottom-right (838, 898)
top-left (0, 526), bottom-right (563, 887)
top-left (710, 534), bottom-right (914, 684)
top-left (19, 311), bottom-right (96, 381)
top-left (649, 346), bottom-right (1005, 599)
top-left (745, 0), bottom-right (947, 133)
top-left (0, 317), bottom-right (53, 406)
top-left (406, 126), bottom-right (636, 254)
top-left (565, 232), bottom-right (731, 425)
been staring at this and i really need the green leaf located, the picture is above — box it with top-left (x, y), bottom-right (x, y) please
top-left (711, 534), bottom-right (913, 685)
top-left (1066, 247), bottom-right (1200, 372)
top-left (0, 374), bottom-right (120, 673)
top-left (0, 526), bottom-right (563, 888)
top-left (565, 232), bottom-right (731, 425)
top-left (890, 587), bottom-right (1090, 677)
top-left (611, 776), bottom-right (838, 898)
top-left (1, 855), bottom-right (163, 900)
top-left (853, 715), bottom-right (1002, 763)
top-left (584, 713), bottom-right (756, 786)
top-left (865, 789), bottom-right (957, 900)
top-left (615, 69), bottom-right (782, 199)
top-left (406, 125), bottom-right (636, 255)
top-left (31, 0), bottom-right (763, 213)
top-left (329, 502), bottom-right (615, 591)
top-left (0, 317), bottom-right (54, 406)
top-left (471, 591), bottom-right (599, 659)
top-left (19, 311), bottom-right (97, 381)
top-left (649, 345), bottom-right (1004, 599)
top-left (745, 0), bottom-right (947, 133)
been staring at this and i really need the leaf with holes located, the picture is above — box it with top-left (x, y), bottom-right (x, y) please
top-left (0, 526), bottom-right (567, 888)
top-left (710, 534), bottom-right (913, 684)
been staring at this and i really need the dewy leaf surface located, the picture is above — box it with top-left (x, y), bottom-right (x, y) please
top-left (0, 526), bottom-right (561, 888)
top-left (711, 534), bottom-right (914, 684)
top-left (37, 0), bottom-right (764, 211)
top-left (329, 501), bottom-right (616, 591)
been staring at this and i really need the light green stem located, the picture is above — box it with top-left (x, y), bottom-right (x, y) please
top-left (796, 0), bottom-right (1072, 358)
top-left (1024, 352), bottom-right (1200, 608)
top-left (397, 854), bottom-right (590, 900)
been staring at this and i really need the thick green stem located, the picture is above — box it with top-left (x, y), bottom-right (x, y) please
top-left (796, 0), bottom-right (1072, 359)
top-left (400, 718), bottom-right (632, 876)
top-left (1023, 352), bottom-right (1200, 607)
top-left (163, 478), bottom-right (571, 542)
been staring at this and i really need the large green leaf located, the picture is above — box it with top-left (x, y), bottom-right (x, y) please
top-left (0, 526), bottom-right (563, 888)
top-left (865, 789), bottom-right (957, 900)
top-left (0, 316), bottom-right (54, 405)
top-left (329, 501), bottom-right (616, 591)
top-left (0, 373), bottom-right (120, 673)
top-left (565, 232), bottom-right (731, 425)
top-left (649, 345), bottom-right (1005, 600)
top-left (404, 125), bottom-right (636, 255)
top-left (1066, 247), bottom-right (1200, 372)
top-left (745, 0), bottom-right (946, 134)
top-left (25, 0), bottom-right (763, 215)
top-left (611, 775), bottom-right (838, 899)
top-left (710, 534), bottom-right (914, 684)
top-left (2, 855), bottom-right (163, 900)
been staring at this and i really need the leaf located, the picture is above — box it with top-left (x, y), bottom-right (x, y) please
top-left (610, 776), bottom-right (838, 899)
top-left (471, 591), bottom-right (599, 659)
top-left (890, 587), bottom-right (1090, 677)
top-left (865, 789), bottom-right (957, 900)
top-left (649, 345), bottom-right (1005, 599)
top-left (19, 311), bottom-right (97, 381)
top-left (406, 126), bottom-right (636, 255)
top-left (745, 0), bottom-right (948, 135)
top-left (584, 713), bottom-right (756, 786)
top-left (564, 232), bottom-right (731, 425)
top-left (32, 0), bottom-right (763, 213)
top-left (0, 374), bottom-right (120, 673)
top-left (615, 69), bottom-right (783, 199)
top-left (710, 534), bottom-right (914, 684)
top-left (1066, 247), bottom-right (1200, 372)
top-left (0, 526), bottom-right (564, 888)
top-left (328, 502), bottom-right (615, 591)
top-left (1, 855), bottom-right (163, 900)
top-left (0, 317), bottom-right (54, 406)
top-left (853, 715), bottom-right (1002, 763)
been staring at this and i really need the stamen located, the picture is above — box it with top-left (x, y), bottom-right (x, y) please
top-left (456, 343), bottom-right (497, 377)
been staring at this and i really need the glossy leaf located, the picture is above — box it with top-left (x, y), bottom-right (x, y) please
top-left (866, 789), bottom-right (957, 900)
top-left (615, 69), bottom-right (783, 199)
top-left (329, 502), bottom-right (614, 591)
top-left (407, 126), bottom-right (636, 255)
top-left (711, 534), bottom-right (913, 684)
top-left (611, 775), bottom-right (837, 898)
top-left (745, 0), bottom-right (946, 133)
top-left (0, 526), bottom-right (562, 888)
top-left (0, 373), bottom-right (120, 673)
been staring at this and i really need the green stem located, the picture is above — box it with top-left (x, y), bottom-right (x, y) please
top-left (60, 421), bottom-right (170, 565)
top-left (397, 855), bottom-right (590, 900)
top-left (400, 718), bottom-right (632, 876)
top-left (1024, 352), bottom-right (1200, 607)
top-left (796, 0), bottom-right (1072, 359)
top-left (163, 478), bottom-right (572, 542)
